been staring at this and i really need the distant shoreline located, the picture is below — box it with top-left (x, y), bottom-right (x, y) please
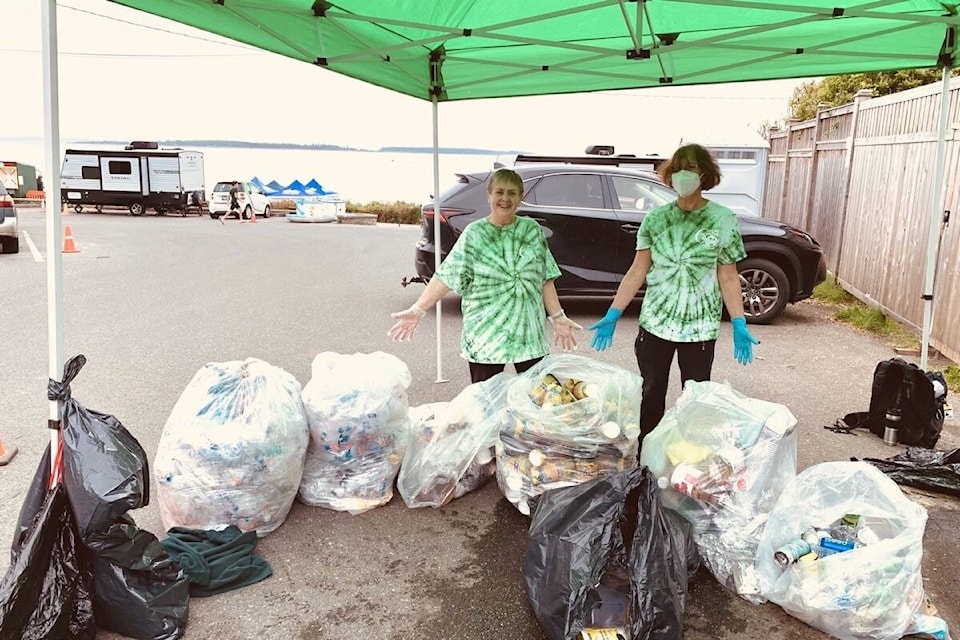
top-left (71, 139), bottom-right (525, 155)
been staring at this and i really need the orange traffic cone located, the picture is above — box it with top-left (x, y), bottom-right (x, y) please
top-left (63, 225), bottom-right (80, 253)
top-left (249, 209), bottom-right (257, 224)
top-left (0, 436), bottom-right (17, 466)
top-left (62, 201), bottom-right (71, 216)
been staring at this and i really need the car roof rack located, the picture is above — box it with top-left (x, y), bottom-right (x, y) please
top-left (510, 145), bottom-right (668, 171)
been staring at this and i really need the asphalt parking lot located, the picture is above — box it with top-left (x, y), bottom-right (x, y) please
top-left (1, 207), bottom-right (957, 639)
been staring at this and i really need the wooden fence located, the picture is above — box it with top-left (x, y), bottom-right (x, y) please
top-left (763, 77), bottom-right (960, 363)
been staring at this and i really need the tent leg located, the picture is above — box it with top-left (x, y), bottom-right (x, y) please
top-left (41, 0), bottom-right (64, 484)
top-left (431, 96), bottom-right (448, 384)
top-left (920, 66), bottom-right (952, 371)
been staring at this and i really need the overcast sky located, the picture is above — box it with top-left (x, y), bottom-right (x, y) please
top-left (3, 0), bottom-right (810, 154)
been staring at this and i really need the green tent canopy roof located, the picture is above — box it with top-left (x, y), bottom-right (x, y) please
top-left (110, 0), bottom-right (957, 101)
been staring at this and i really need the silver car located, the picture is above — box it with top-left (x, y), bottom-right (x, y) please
top-left (0, 185), bottom-right (18, 254)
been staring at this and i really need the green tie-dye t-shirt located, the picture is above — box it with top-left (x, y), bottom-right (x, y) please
top-left (435, 216), bottom-right (562, 364)
top-left (636, 200), bottom-right (746, 342)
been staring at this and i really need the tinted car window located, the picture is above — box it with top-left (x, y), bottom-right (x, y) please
top-left (610, 175), bottom-right (674, 213)
top-left (213, 183), bottom-right (234, 192)
top-left (530, 174), bottom-right (604, 209)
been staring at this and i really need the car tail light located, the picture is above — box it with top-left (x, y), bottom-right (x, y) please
top-left (422, 209), bottom-right (465, 223)
top-left (0, 193), bottom-right (13, 205)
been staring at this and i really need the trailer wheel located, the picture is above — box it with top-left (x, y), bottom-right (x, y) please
top-left (130, 202), bottom-right (145, 216)
top-left (264, 205), bottom-right (271, 219)
top-left (74, 204), bottom-right (83, 213)
top-left (94, 204), bottom-right (103, 213)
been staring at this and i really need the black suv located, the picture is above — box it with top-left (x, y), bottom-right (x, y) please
top-left (412, 158), bottom-right (827, 324)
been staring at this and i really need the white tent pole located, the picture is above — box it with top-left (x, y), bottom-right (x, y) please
top-left (431, 95), bottom-right (447, 383)
top-left (41, 0), bottom-right (64, 482)
top-left (920, 65), bottom-right (952, 371)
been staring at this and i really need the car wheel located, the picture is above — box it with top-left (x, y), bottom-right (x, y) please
top-left (263, 205), bottom-right (271, 219)
top-left (130, 202), bottom-right (145, 216)
top-left (94, 204), bottom-right (103, 213)
top-left (738, 258), bottom-right (789, 324)
top-left (2, 236), bottom-right (18, 253)
top-left (243, 206), bottom-right (252, 220)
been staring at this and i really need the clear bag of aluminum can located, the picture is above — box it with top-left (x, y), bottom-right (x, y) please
top-left (496, 354), bottom-right (642, 515)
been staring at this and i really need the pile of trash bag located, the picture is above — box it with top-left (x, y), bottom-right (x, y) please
top-left (756, 461), bottom-right (936, 640)
top-left (3, 354), bottom-right (189, 640)
top-left (155, 358), bottom-right (310, 536)
top-left (525, 466), bottom-right (699, 640)
top-left (640, 380), bottom-right (798, 603)
top-left (863, 446), bottom-right (960, 497)
top-left (496, 355), bottom-right (643, 515)
top-left (400, 372), bottom-right (513, 508)
top-left (298, 352), bottom-right (411, 514)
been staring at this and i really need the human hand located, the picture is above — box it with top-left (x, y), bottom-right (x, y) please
top-left (550, 312), bottom-right (583, 351)
top-left (388, 305), bottom-right (426, 342)
top-left (731, 317), bottom-right (759, 365)
top-left (588, 307), bottom-right (623, 351)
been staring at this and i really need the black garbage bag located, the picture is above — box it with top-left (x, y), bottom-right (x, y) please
top-left (50, 354), bottom-right (150, 540)
top-left (525, 466), bottom-right (699, 640)
top-left (86, 516), bottom-right (190, 640)
top-left (861, 447), bottom-right (960, 497)
top-left (0, 460), bottom-right (96, 640)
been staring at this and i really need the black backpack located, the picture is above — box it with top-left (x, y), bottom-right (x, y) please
top-left (858, 358), bottom-right (946, 448)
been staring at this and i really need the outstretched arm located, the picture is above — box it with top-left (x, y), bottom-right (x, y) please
top-left (388, 277), bottom-right (451, 342)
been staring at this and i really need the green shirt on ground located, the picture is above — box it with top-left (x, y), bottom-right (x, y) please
top-left (636, 199), bottom-right (746, 342)
top-left (435, 216), bottom-right (562, 364)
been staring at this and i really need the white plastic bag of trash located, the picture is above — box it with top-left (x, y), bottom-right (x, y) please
top-left (155, 358), bottom-right (310, 536)
top-left (400, 372), bottom-right (513, 508)
top-left (756, 460), bottom-right (933, 640)
top-left (298, 351), bottom-right (411, 514)
top-left (639, 379), bottom-right (798, 604)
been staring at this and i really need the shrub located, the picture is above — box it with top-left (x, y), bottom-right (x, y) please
top-left (346, 200), bottom-right (421, 225)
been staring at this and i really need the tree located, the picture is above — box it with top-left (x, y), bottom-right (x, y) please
top-left (788, 69), bottom-right (951, 121)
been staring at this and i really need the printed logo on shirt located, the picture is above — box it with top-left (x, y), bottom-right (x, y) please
top-left (696, 228), bottom-right (720, 250)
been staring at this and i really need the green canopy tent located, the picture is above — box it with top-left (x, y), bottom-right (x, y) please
top-left (39, 0), bottom-right (956, 455)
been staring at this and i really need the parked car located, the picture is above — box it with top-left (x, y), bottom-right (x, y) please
top-left (209, 181), bottom-right (272, 219)
top-left (411, 161), bottom-right (827, 324)
top-left (0, 184), bottom-right (19, 254)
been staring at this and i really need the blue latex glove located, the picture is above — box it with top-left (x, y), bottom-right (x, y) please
top-left (588, 307), bottom-right (623, 351)
top-left (731, 317), bottom-right (759, 365)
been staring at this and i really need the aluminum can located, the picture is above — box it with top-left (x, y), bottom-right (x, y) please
top-left (801, 526), bottom-right (827, 547)
top-left (579, 628), bottom-right (629, 640)
top-left (774, 538), bottom-right (812, 568)
top-left (820, 536), bottom-right (855, 553)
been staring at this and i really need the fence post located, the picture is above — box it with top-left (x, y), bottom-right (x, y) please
top-left (801, 103), bottom-right (829, 232)
top-left (779, 117), bottom-right (800, 220)
top-left (832, 89), bottom-right (873, 279)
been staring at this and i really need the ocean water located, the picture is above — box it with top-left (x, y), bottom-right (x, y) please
top-left (0, 138), bottom-right (501, 204)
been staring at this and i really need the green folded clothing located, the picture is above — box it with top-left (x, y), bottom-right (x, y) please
top-left (160, 525), bottom-right (272, 597)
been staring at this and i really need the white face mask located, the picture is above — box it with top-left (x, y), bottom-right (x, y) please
top-left (671, 170), bottom-right (701, 197)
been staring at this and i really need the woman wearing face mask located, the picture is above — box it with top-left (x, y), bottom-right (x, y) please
top-left (389, 168), bottom-right (582, 383)
top-left (588, 143), bottom-right (758, 442)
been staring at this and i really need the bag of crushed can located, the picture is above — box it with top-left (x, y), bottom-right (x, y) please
top-left (155, 358), bottom-right (309, 536)
top-left (298, 351), bottom-right (411, 514)
top-left (496, 354), bottom-right (642, 515)
top-left (639, 380), bottom-right (797, 603)
top-left (756, 461), bottom-right (930, 640)
top-left (400, 372), bottom-right (513, 508)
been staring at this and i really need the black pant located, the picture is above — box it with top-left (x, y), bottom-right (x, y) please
top-left (469, 357), bottom-right (543, 384)
top-left (635, 327), bottom-right (716, 439)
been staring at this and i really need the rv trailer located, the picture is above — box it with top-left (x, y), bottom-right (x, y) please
top-left (60, 144), bottom-right (205, 215)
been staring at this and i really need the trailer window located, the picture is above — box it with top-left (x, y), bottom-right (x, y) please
top-left (81, 166), bottom-right (101, 180)
top-left (108, 161), bottom-right (132, 175)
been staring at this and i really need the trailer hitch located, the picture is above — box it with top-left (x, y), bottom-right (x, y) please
top-left (401, 276), bottom-right (429, 288)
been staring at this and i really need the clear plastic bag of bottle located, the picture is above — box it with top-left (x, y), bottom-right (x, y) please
top-left (298, 351), bottom-right (411, 514)
top-left (155, 358), bottom-right (310, 536)
top-left (639, 380), bottom-right (798, 603)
